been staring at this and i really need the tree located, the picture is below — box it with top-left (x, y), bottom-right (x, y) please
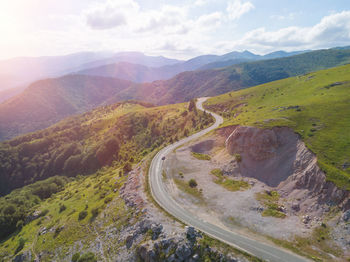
top-left (123, 162), bottom-right (132, 174)
top-left (78, 210), bottom-right (88, 220)
top-left (188, 179), bottom-right (198, 188)
top-left (184, 129), bottom-right (189, 137)
top-left (188, 99), bottom-right (196, 113)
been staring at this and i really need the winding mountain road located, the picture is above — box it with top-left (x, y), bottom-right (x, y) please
top-left (149, 97), bottom-right (309, 262)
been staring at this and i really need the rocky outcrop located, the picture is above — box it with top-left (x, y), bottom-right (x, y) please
top-left (343, 209), bottom-right (350, 222)
top-left (225, 125), bottom-right (350, 213)
top-left (12, 251), bottom-right (32, 262)
top-left (120, 167), bottom-right (145, 208)
top-left (137, 227), bottom-right (239, 262)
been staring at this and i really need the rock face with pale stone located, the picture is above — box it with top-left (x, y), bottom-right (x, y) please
top-left (224, 125), bottom-right (350, 213)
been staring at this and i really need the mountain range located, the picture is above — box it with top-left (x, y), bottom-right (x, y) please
top-left (1, 47), bottom-right (350, 141)
top-left (75, 50), bottom-right (307, 83)
top-left (0, 49), bottom-right (304, 95)
top-left (0, 51), bottom-right (181, 92)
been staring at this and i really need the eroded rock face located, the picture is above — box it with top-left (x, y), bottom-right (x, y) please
top-left (226, 126), bottom-right (279, 161)
top-left (225, 126), bottom-right (298, 187)
top-left (224, 126), bottom-right (350, 212)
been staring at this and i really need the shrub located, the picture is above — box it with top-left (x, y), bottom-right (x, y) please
top-left (39, 209), bottom-right (49, 217)
top-left (3, 205), bottom-right (16, 215)
top-left (78, 210), bottom-right (88, 220)
top-left (59, 204), bottom-right (67, 213)
top-left (104, 196), bottom-right (113, 204)
top-left (77, 252), bottom-right (97, 262)
top-left (91, 208), bottom-right (99, 218)
top-left (188, 179), bottom-right (198, 188)
top-left (16, 220), bottom-right (24, 230)
top-left (234, 153), bottom-right (242, 162)
top-left (188, 99), bottom-right (197, 114)
top-left (191, 152), bottom-right (211, 160)
top-left (210, 169), bottom-right (223, 177)
top-left (15, 238), bottom-right (26, 254)
top-left (72, 253), bottom-right (80, 262)
top-left (54, 226), bottom-right (64, 238)
top-left (123, 162), bottom-right (132, 174)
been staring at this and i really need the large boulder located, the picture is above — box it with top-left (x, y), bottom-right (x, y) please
top-left (175, 243), bottom-right (192, 261)
top-left (151, 223), bottom-right (163, 240)
top-left (125, 234), bottom-right (134, 249)
top-left (343, 209), bottom-right (350, 222)
top-left (185, 226), bottom-right (201, 242)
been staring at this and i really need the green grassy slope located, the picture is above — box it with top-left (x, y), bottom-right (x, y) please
top-left (0, 165), bottom-right (129, 261)
top-left (205, 64), bottom-right (350, 190)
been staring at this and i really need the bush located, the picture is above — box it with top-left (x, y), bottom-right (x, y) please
top-left (104, 196), bottom-right (113, 204)
top-left (77, 252), bottom-right (97, 262)
top-left (188, 99), bottom-right (197, 113)
top-left (188, 179), bottom-right (198, 188)
top-left (123, 162), bottom-right (132, 174)
top-left (39, 209), bottom-right (49, 217)
top-left (210, 169), bottom-right (223, 177)
top-left (16, 220), bottom-right (24, 230)
top-left (3, 205), bottom-right (16, 215)
top-left (191, 152), bottom-right (211, 160)
top-left (234, 153), bottom-right (242, 162)
top-left (78, 210), bottom-right (88, 220)
top-left (72, 253), bottom-right (80, 262)
top-left (91, 208), bottom-right (99, 218)
top-left (59, 204), bottom-right (67, 213)
top-left (54, 226), bottom-right (64, 238)
top-left (15, 238), bottom-right (26, 254)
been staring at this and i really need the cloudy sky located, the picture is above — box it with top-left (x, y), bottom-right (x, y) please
top-left (0, 0), bottom-right (350, 60)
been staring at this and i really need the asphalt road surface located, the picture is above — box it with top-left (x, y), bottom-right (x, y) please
top-left (149, 97), bottom-right (309, 262)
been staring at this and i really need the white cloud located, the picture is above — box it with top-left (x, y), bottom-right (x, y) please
top-left (135, 5), bottom-right (189, 34)
top-left (2, 0), bottom-right (350, 61)
top-left (226, 0), bottom-right (254, 20)
top-left (85, 0), bottom-right (139, 30)
top-left (196, 12), bottom-right (223, 28)
top-left (194, 0), bottom-right (209, 6)
top-left (270, 12), bottom-right (299, 21)
top-left (219, 10), bottom-right (350, 54)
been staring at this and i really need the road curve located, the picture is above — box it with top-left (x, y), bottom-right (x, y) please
top-left (149, 97), bottom-right (309, 262)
